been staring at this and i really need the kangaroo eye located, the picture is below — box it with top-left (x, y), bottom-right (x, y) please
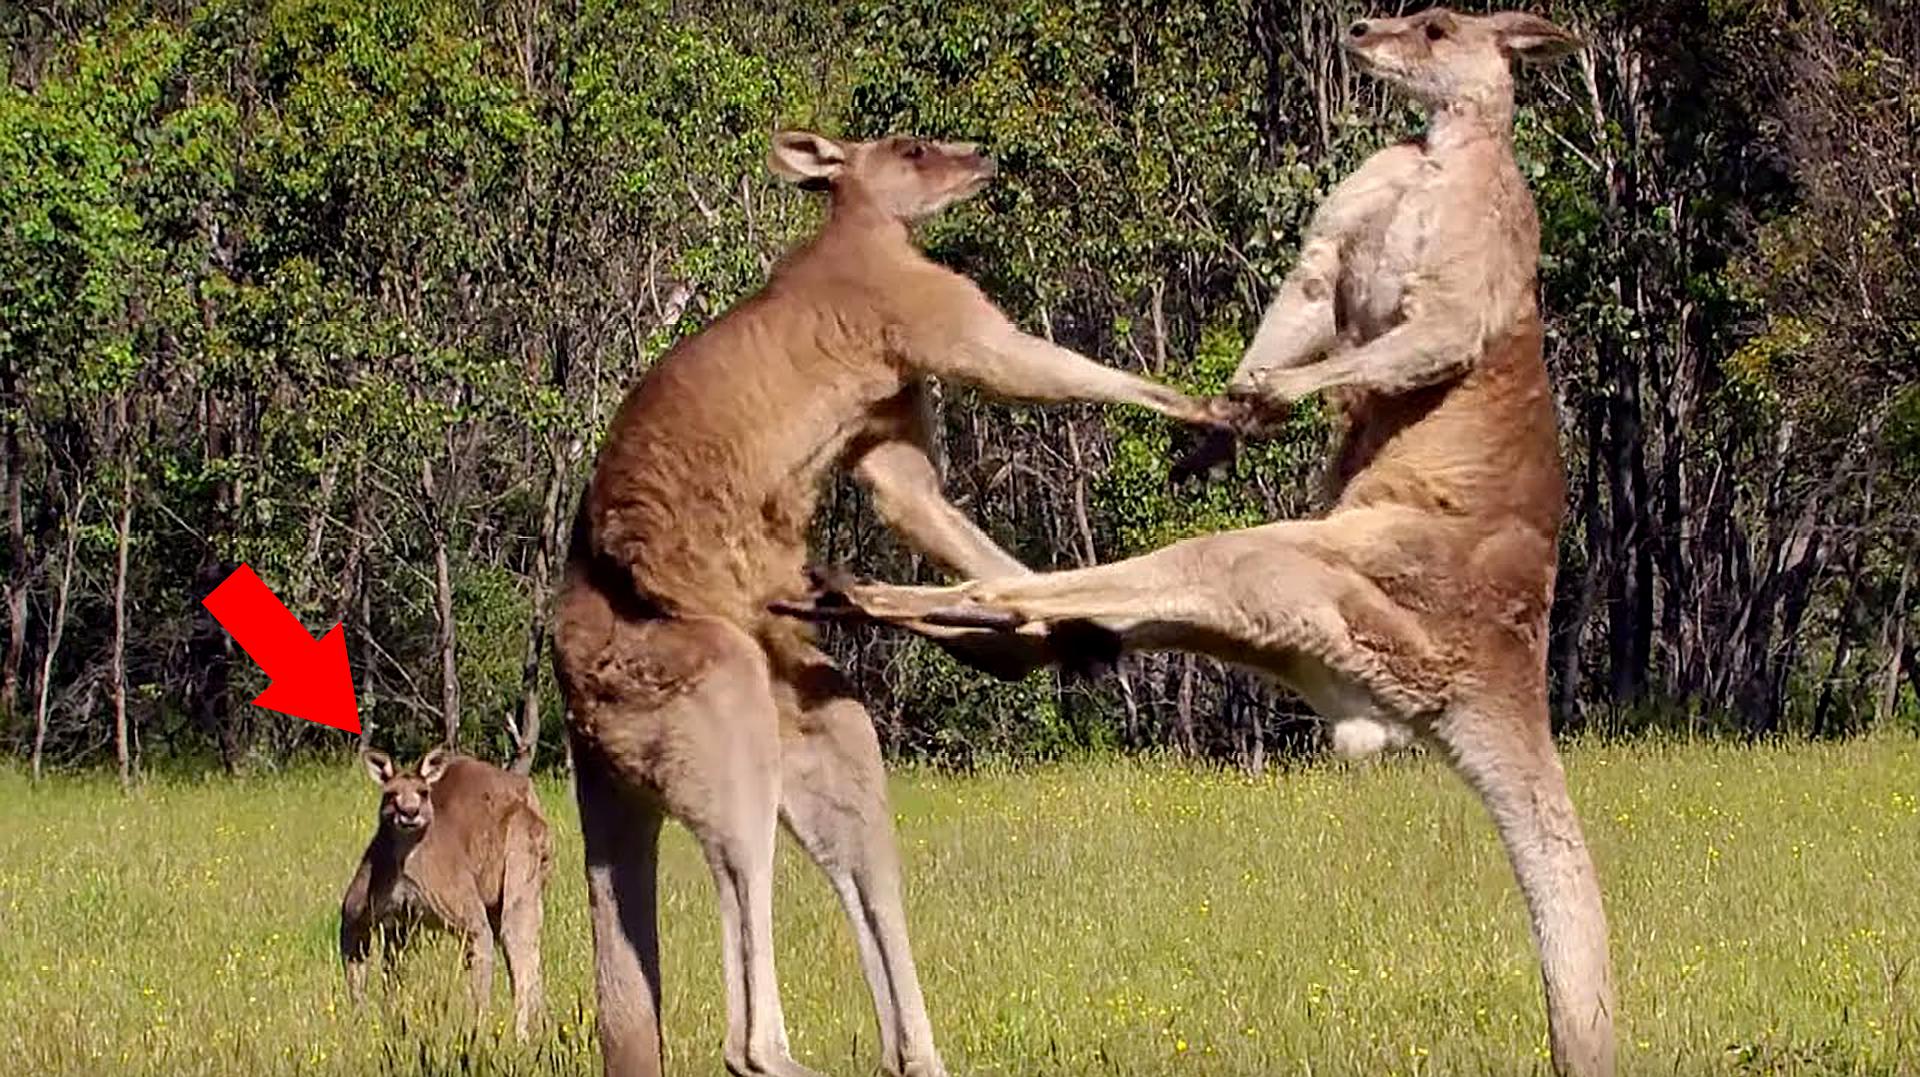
top-left (1425, 23), bottom-right (1447, 41)
top-left (903, 143), bottom-right (926, 160)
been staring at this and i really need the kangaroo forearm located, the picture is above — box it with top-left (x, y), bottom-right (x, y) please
top-left (1253, 318), bottom-right (1477, 400)
top-left (941, 328), bottom-right (1212, 425)
top-left (340, 910), bottom-right (372, 1004)
top-left (1231, 240), bottom-right (1343, 391)
top-left (339, 860), bottom-right (373, 961)
top-left (855, 440), bottom-right (1030, 581)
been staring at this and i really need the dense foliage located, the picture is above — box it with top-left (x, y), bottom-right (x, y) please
top-left (3, 0), bottom-right (1915, 775)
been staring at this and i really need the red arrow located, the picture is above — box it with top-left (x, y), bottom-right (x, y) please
top-left (201, 564), bottom-right (360, 734)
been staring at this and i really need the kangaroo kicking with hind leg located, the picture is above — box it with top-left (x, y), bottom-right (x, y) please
top-left (553, 130), bottom-right (1234, 1077)
top-left (779, 11), bottom-right (1614, 1076)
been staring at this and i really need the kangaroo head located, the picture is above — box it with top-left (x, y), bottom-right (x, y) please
top-left (1343, 8), bottom-right (1579, 116)
top-left (363, 747), bottom-right (452, 836)
top-left (768, 131), bottom-right (998, 222)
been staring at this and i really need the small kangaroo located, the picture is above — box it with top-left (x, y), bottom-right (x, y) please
top-left (339, 748), bottom-right (552, 1038)
top-left (786, 11), bottom-right (1614, 1076)
top-left (552, 131), bottom-right (1227, 1077)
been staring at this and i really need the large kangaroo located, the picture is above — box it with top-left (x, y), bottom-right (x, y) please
top-left (783, 11), bottom-right (1613, 1076)
top-left (340, 748), bottom-right (552, 1038)
top-left (552, 131), bottom-right (1227, 1077)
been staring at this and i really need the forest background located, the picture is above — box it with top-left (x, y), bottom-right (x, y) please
top-left (2, 0), bottom-right (1916, 779)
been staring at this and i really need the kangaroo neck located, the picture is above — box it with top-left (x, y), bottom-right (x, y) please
top-left (1423, 98), bottom-right (1514, 155)
top-left (822, 191), bottom-right (914, 252)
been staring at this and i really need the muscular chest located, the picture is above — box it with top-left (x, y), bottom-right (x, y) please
top-left (370, 863), bottom-right (463, 932)
top-left (1340, 164), bottom-right (1443, 338)
top-left (378, 873), bottom-right (422, 913)
top-left (371, 874), bottom-right (431, 925)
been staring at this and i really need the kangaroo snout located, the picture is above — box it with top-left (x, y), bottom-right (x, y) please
top-left (943, 141), bottom-right (999, 179)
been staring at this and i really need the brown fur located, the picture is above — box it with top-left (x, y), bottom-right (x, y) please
top-left (552, 131), bottom-right (1224, 1077)
top-left (340, 748), bottom-right (552, 1038)
top-left (792, 12), bottom-right (1615, 1077)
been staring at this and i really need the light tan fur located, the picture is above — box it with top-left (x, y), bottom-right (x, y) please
top-left (789, 12), bottom-right (1615, 1076)
top-left (551, 131), bottom-right (1224, 1077)
top-left (340, 748), bottom-right (553, 1038)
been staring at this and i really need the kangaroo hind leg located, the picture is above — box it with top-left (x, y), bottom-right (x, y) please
top-left (769, 639), bottom-right (946, 1077)
top-left (583, 616), bottom-right (817, 1077)
top-left (498, 808), bottom-right (549, 1039)
top-left (572, 739), bottom-right (668, 1077)
top-left (1429, 702), bottom-right (1615, 1077)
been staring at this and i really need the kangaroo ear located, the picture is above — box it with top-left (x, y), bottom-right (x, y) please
top-left (768, 130), bottom-right (848, 186)
top-left (362, 750), bottom-right (394, 785)
top-left (1488, 12), bottom-right (1581, 62)
top-left (417, 747), bottom-right (452, 785)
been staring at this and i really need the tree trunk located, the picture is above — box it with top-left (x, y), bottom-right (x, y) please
top-left (1902, 639), bottom-right (1920, 717)
top-left (296, 460), bottom-right (338, 607)
top-left (510, 446), bottom-right (567, 775)
top-left (1812, 582), bottom-right (1864, 738)
top-left (194, 564), bottom-right (239, 773)
top-left (194, 389), bottom-right (240, 773)
top-left (423, 458), bottom-right (460, 749)
top-left (433, 533), bottom-right (458, 748)
top-left (1117, 670), bottom-right (1141, 746)
top-left (1062, 421), bottom-right (1098, 567)
top-left (339, 466), bottom-right (374, 751)
top-left (31, 505), bottom-right (80, 781)
top-left (2, 421), bottom-right (25, 725)
top-left (112, 437), bottom-right (135, 788)
top-left (1551, 396), bottom-right (1607, 730)
top-left (1242, 678), bottom-right (1267, 772)
top-left (1766, 560), bottom-right (1822, 734)
top-left (1175, 657), bottom-right (1196, 756)
top-left (1880, 552), bottom-right (1913, 724)
top-left (357, 576), bottom-right (375, 753)
top-left (1604, 367), bottom-right (1654, 706)
top-left (1812, 485), bottom-right (1876, 737)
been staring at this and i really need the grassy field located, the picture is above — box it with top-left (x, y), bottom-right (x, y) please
top-left (2, 737), bottom-right (1916, 1076)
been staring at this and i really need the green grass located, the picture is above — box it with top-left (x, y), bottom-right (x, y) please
top-left (2, 737), bottom-right (1917, 1075)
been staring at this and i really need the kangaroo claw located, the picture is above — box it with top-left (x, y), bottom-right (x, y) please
top-left (922, 605), bottom-right (1028, 630)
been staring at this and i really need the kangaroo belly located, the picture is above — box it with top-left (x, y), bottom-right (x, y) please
top-left (1332, 318), bottom-right (1562, 534)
